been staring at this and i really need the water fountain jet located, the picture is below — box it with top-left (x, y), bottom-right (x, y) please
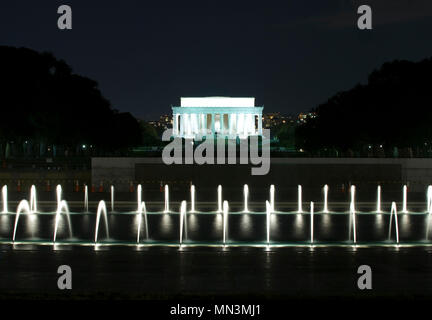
top-left (12, 200), bottom-right (31, 242)
top-left (266, 201), bottom-right (271, 245)
top-left (95, 200), bottom-right (109, 243)
top-left (427, 185), bottom-right (432, 214)
top-left (402, 185), bottom-right (408, 213)
top-left (136, 201), bottom-right (148, 243)
top-left (376, 185), bottom-right (382, 213)
top-left (297, 185), bottom-right (303, 213)
top-left (53, 199), bottom-right (72, 243)
top-left (190, 185), bottom-right (196, 212)
top-left (84, 184), bottom-right (88, 212)
top-left (217, 185), bottom-right (222, 213)
top-left (137, 184), bottom-right (142, 212)
top-left (310, 201), bottom-right (314, 244)
top-left (179, 201), bottom-right (187, 247)
top-left (223, 201), bottom-right (229, 246)
top-left (349, 185), bottom-right (357, 243)
top-left (243, 184), bottom-right (249, 213)
top-left (323, 185), bottom-right (329, 213)
top-left (30, 185), bottom-right (37, 213)
top-left (2, 185), bottom-right (7, 213)
top-left (164, 185), bottom-right (170, 213)
top-left (269, 185), bottom-right (275, 213)
top-left (110, 185), bottom-right (114, 212)
top-left (389, 201), bottom-right (400, 244)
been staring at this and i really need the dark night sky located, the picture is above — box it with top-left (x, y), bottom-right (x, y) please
top-left (1, 0), bottom-right (431, 119)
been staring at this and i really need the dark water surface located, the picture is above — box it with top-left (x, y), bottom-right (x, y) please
top-left (1, 245), bottom-right (432, 299)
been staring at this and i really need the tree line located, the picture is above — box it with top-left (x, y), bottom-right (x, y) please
top-left (295, 57), bottom-right (432, 157)
top-left (0, 46), bottom-right (142, 158)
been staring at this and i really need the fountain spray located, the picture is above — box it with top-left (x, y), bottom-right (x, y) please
top-left (95, 200), bottom-right (109, 243)
top-left (323, 185), bottom-right (329, 213)
top-left (110, 185), bottom-right (114, 212)
top-left (270, 185), bottom-right (275, 213)
top-left (402, 185), bottom-right (408, 213)
top-left (223, 200), bottom-right (229, 246)
top-left (190, 185), bottom-right (196, 212)
top-left (266, 200), bottom-right (271, 245)
top-left (217, 185), bottom-right (222, 213)
top-left (297, 185), bottom-right (303, 213)
top-left (350, 185), bottom-right (357, 243)
top-left (84, 184), bottom-right (88, 212)
top-left (310, 201), bottom-right (314, 244)
top-left (243, 184), bottom-right (249, 213)
top-left (376, 185), bottom-right (382, 213)
top-left (389, 201), bottom-right (400, 244)
top-left (12, 200), bottom-right (31, 242)
top-left (179, 200), bottom-right (187, 247)
top-left (164, 185), bottom-right (170, 213)
top-left (2, 185), bottom-right (7, 213)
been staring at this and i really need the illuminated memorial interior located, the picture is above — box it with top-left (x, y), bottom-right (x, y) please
top-left (172, 97), bottom-right (263, 139)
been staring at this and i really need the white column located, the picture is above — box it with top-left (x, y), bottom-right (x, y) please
top-left (258, 113), bottom-right (262, 135)
top-left (236, 113), bottom-right (242, 135)
top-left (179, 114), bottom-right (184, 136)
top-left (186, 113), bottom-right (191, 136)
top-left (193, 113), bottom-right (198, 134)
top-left (173, 114), bottom-right (178, 135)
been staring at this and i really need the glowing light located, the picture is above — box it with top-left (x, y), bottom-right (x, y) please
top-left (190, 185), bottom-right (196, 212)
top-left (164, 185), bottom-right (170, 213)
top-left (389, 202), bottom-right (400, 244)
top-left (350, 185), bottom-right (357, 243)
top-left (2, 185), bottom-right (7, 213)
top-left (269, 185), bottom-right (275, 212)
top-left (12, 200), bottom-right (31, 242)
top-left (266, 201), bottom-right (271, 245)
top-left (53, 199), bottom-right (71, 243)
top-left (110, 185), bottom-right (114, 212)
top-left (84, 185), bottom-right (88, 212)
top-left (376, 185), bottom-right (382, 213)
top-left (310, 201), bottom-right (314, 244)
top-left (323, 185), bottom-right (329, 213)
top-left (136, 202), bottom-right (148, 243)
top-left (243, 184), bottom-right (249, 213)
top-left (402, 185), bottom-right (408, 213)
top-left (94, 200), bottom-right (109, 243)
top-left (297, 185), bottom-right (303, 213)
top-left (427, 185), bottom-right (432, 214)
top-left (217, 185), bottom-right (222, 213)
top-left (179, 201), bottom-right (187, 246)
top-left (180, 97), bottom-right (255, 108)
top-left (223, 201), bottom-right (229, 246)
top-left (137, 184), bottom-right (142, 212)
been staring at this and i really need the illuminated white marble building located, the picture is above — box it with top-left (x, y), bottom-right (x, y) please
top-left (172, 97), bottom-right (263, 139)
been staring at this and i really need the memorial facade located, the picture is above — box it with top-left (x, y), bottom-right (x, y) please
top-left (172, 97), bottom-right (263, 139)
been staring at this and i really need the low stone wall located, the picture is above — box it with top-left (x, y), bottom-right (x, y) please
top-left (91, 157), bottom-right (432, 194)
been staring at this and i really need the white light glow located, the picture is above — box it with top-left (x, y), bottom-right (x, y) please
top-left (181, 97), bottom-right (255, 108)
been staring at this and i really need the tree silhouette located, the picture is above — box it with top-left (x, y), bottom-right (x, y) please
top-left (0, 46), bottom-right (141, 157)
top-left (297, 58), bottom-right (432, 156)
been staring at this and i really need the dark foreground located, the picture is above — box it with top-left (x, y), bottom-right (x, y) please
top-left (1, 245), bottom-right (432, 297)
top-left (1, 245), bottom-right (432, 317)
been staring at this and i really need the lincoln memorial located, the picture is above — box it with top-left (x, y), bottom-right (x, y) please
top-left (172, 97), bottom-right (263, 139)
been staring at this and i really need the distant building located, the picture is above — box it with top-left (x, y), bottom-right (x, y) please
top-left (262, 112), bottom-right (295, 128)
top-left (171, 97), bottom-right (263, 139)
top-left (298, 112), bottom-right (317, 123)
